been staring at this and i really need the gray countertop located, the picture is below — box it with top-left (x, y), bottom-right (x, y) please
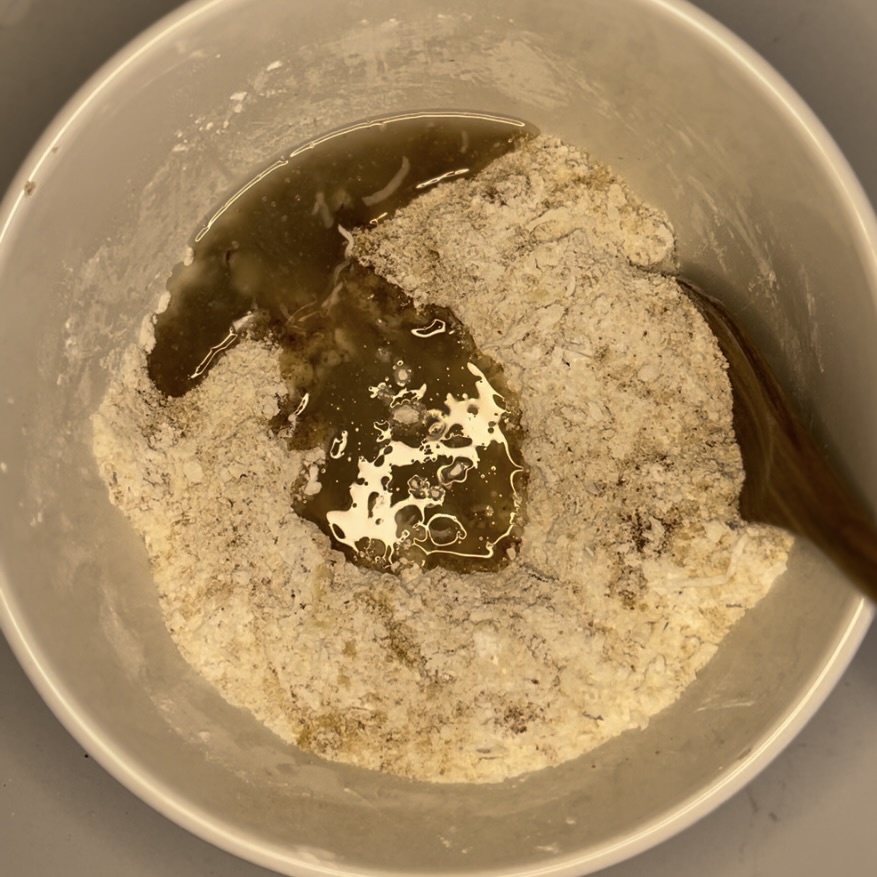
top-left (2, 1), bottom-right (876, 875)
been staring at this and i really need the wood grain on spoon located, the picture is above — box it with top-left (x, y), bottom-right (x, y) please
top-left (678, 279), bottom-right (877, 602)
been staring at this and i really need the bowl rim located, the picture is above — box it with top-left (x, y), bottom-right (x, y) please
top-left (0, 0), bottom-right (875, 875)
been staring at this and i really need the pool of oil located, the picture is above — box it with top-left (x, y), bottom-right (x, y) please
top-left (147, 111), bottom-right (536, 572)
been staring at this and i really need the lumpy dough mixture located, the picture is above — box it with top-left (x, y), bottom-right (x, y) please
top-left (92, 136), bottom-right (792, 783)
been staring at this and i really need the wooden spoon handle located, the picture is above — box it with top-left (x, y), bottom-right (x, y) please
top-left (743, 405), bottom-right (877, 602)
top-left (680, 280), bottom-right (877, 602)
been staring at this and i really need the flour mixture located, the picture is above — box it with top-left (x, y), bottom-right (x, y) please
top-left (92, 123), bottom-right (791, 783)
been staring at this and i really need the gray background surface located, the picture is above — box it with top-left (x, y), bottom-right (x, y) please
top-left (2, 0), bottom-right (876, 874)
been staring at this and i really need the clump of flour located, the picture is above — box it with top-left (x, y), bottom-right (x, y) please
top-left (92, 136), bottom-right (791, 783)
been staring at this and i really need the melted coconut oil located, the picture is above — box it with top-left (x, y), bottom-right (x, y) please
top-left (147, 112), bottom-right (536, 572)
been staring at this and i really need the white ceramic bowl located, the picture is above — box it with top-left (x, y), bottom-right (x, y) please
top-left (0, 1), bottom-right (874, 875)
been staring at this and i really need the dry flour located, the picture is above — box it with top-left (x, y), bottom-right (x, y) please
top-left (92, 136), bottom-right (791, 783)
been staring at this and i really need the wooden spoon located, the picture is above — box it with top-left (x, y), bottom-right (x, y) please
top-left (678, 278), bottom-right (877, 602)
